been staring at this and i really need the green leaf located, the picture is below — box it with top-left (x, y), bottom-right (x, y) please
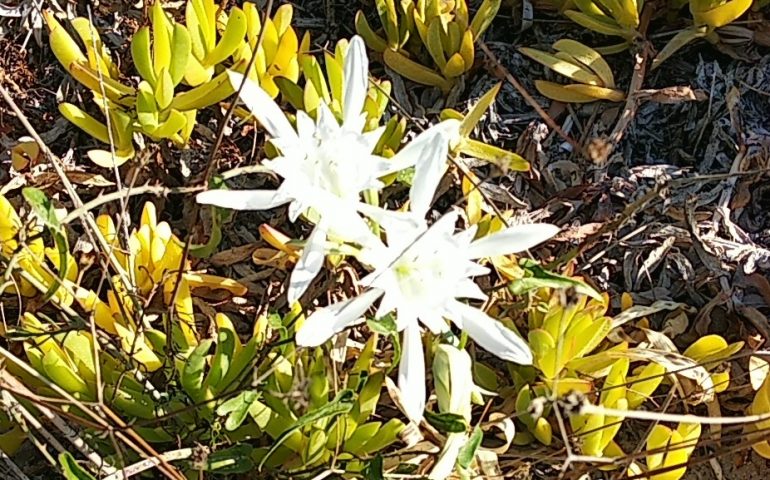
top-left (22, 187), bottom-right (69, 303)
top-left (217, 390), bottom-right (260, 431)
top-left (59, 452), bottom-right (96, 480)
top-left (363, 455), bottom-right (384, 480)
top-left (203, 444), bottom-right (255, 474)
top-left (259, 389), bottom-right (355, 469)
top-left (274, 77), bottom-right (306, 111)
top-left (169, 24), bottom-right (191, 86)
top-left (460, 83), bottom-right (501, 138)
top-left (458, 139), bottom-right (529, 172)
top-left (367, 314), bottom-right (397, 336)
top-left (424, 410), bottom-right (468, 434)
top-left (457, 426), bottom-right (483, 469)
top-left (181, 339), bottom-right (213, 402)
top-left (509, 259), bottom-right (602, 301)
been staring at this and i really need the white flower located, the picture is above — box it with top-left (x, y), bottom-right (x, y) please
top-left (297, 140), bottom-right (560, 422)
top-left (196, 35), bottom-right (456, 303)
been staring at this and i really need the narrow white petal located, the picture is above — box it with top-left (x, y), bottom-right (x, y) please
top-left (449, 301), bottom-right (533, 365)
top-left (398, 321), bottom-right (426, 422)
top-left (227, 71), bottom-right (298, 141)
top-left (296, 288), bottom-right (384, 347)
top-left (409, 136), bottom-right (449, 219)
top-left (373, 290), bottom-right (400, 319)
top-left (453, 279), bottom-right (488, 301)
top-left (467, 223), bottom-right (560, 259)
top-left (196, 189), bottom-right (288, 211)
top-left (429, 433), bottom-right (468, 480)
top-left (287, 225), bottom-right (328, 303)
top-left (357, 202), bottom-right (426, 246)
top-left (343, 36), bottom-right (369, 127)
top-left (295, 110), bottom-right (317, 142)
top-left (387, 119), bottom-right (461, 174)
top-left (316, 103), bottom-right (341, 136)
top-left (417, 310), bottom-right (449, 335)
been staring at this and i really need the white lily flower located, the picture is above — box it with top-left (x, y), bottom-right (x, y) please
top-left (297, 135), bottom-right (560, 422)
top-left (196, 35), bottom-right (455, 303)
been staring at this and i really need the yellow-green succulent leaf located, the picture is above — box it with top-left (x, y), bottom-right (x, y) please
top-left (69, 61), bottom-right (136, 106)
top-left (355, 11), bottom-right (389, 52)
top-left (58, 103), bottom-right (111, 144)
top-left (171, 69), bottom-right (235, 111)
top-left (151, 109), bottom-right (187, 139)
top-left (376, 0), bottom-right (401, 47)
top-left (383, 48), bottom-right (453, 91)
top-left (443, 52), bottom-right (467, 77)
top-left (519, 47), bottom-right (602, 85)
top-left (534, 80), bottom-right (598, 103)
top-left (132, 26), bottom-right (157, 85)
top-left (458, 139), bottom-right (530, 172)
top-left (43, 10), bottom-right (88, 75)
top-left (469, 0), bottom-right (501, 40)
top-left (426, 18), bottom-right (449, 70)
top-left (150, 0), bottom-right (172, 75)
top-left (564, 10), bottom-right (630, 37)
top-left (553, 39), bottom-right (615, 87)
top-left (136, 81), bottom-right (160, 131)
top-left (692, 0), bottom-right (751, 28)
top-left (169, 24), bottom-right (192, 86)
top-left (651, 26), bottom-right (708, 70)
top-left (562, 84), bottom-right (625, 101)
top-left (203, 6), bottom-right (247, 67)
top-left (154, 68), bottom-right (175, 110)
top-left (460, 82), bottom-right (500, 137)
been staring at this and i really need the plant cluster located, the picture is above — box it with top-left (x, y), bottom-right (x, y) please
top-left (355, 0), bottom-right (501, 90)
top-left (2, 0), bottom-right (767, 479)
top-left (44, 0), bottom-right (303, 167)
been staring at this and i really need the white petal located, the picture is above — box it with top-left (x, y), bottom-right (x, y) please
top-left (449, 300), bottom-right (533, 365)
top-left (296, 288), bottom-right (384, 347)
top-left (409, 139), bottom-right (448, 219)
top-left (453, 279), bottom-right (488, 301)
top-left (287, 225), bottom-right (327, 303)
top-left (227, 71), bottom-right (298, 141)
top-left (374, 290), bottom-right (400, 319)
top-left (417, 310), bottom-right (449, 335)
top-left (387, 119), bottom-right (460, 174)
top-left (316, 103), bottom-right (341, 136)
top-left (357, 202), bottom-right (426, 250)
top-left (466, 223), bottom-right (560, 259)
top-left (295, 110), bottom-right (317, 143)
top-left (196, 189), bottom-right (289, 211)
top-left (398, 321), bottom-right (426, 422)
top-left (343, 36), bottom-right (369, 127)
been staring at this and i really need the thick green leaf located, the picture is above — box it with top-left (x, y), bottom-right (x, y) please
top-left (22, 187), bottom-right (69, 302)
top-left (424, 410), bottom-right (468, 434)
top-left (366, 314), bottom-right (397, 335)
top-left (217, 390), bottom-right (260, 431)
top-left (363, 455), bottom-right (384, 480)
top-left (59, 452), bottom-right (96, 480)
top-left (508, 259), bottom-right (602, 301)
top-left (203, 444), bottom-right (255, 474)
top-left (181, 339), bottom-right (213, 402)
top-left (458, 139), bottom-right (529, 172)
top-left (259, 389), bottom-right (355, 468)
top-left (457, 426), bottom-right (483, 469)
top-left (460, 83), bottom-right (501, 138)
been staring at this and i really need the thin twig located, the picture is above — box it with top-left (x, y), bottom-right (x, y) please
top-left (102, 448), bottom-right (194, 480)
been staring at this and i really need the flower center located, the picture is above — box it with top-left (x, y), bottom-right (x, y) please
top-left (307, 130), bottom-right (374, 200)
top-left (392, 246), bottom-right (461, 308)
